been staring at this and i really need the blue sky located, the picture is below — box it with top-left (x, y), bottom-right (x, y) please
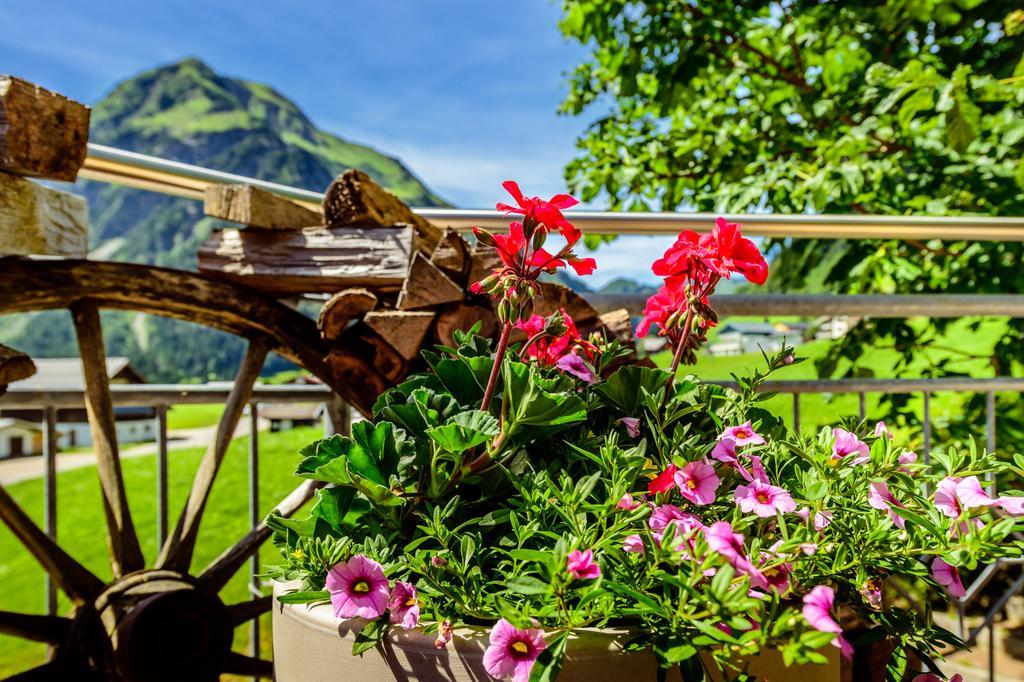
top-left (0, 0), bottom-right (672, 286)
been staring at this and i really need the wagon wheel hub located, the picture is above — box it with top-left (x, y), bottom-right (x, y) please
top-left (92, 571), bottom-right (231, 682)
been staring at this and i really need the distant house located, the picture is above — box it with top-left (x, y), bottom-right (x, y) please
top-left (0, 418), bottom-right (45, 458)
top-left (708, 321), bottom-right (810, 357)
top-left (814, 316), bottom-right (857, 341)
top-left (262, 403), bottom-right (323, 432)
top-left (0, 358), bottom-right (156, 450)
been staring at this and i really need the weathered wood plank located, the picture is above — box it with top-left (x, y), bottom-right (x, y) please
top-left (317, 288), bottom-right (377, 341)
top-left (434, 304), bottom-right (497, 348)
top-left (0, 343), bottom-right (35, 387)
top-left (533, 282), bottom-right (600, 325)
top-left (467, 244), bottom-right (501, 289)
top-left (197, 225), bottom-right (413, 295)
top-left (158, 337), bottom-right (270, 573)
top-left (322, 169), bottom-right (441, 252)
top-left (598, 308), bottom-right (634, 342)
top-left (364, 310), bottom-right (435, 360)
top-left (397, 253), bottom-right (464, 310)
top-left (0, 173), bottom-right (88, 257)
top-left (71, 300), bottom-right (145, 577)
top-left (431, 228), bottom-right (470, 283)
top-left (0, 76), bottom-right (90, 182)
top-left (203, 184), bottom-right (322, 229)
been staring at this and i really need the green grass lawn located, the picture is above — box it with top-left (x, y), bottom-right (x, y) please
top-left (0, 425), bottom-right (320, 677)
top-left (651, 317), bottom-right (1009, 443)
top-left (167, 403), bottom-right (226, 430)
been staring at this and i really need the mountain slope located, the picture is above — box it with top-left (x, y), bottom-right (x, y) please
top-left (0, 58), bottom-right (447, 381)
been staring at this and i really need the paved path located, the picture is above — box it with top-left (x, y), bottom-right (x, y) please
top-left (0, 419), bottom-right (265, 485)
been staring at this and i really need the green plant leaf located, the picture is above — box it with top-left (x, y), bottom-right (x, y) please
top-left (427, 410), bottom-right (500, 453)
top-left (530, 632), bottom-right (569, 682)
top-left (596, 365), bottom-right (671, 414)
top-left (352, 616), bottom-right (389, 656)
top-left (276, 590), bottom-right (329, 604)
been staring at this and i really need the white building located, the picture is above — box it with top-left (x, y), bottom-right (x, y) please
top-left (0, 358), bottom-right (155, 452)
top-left (708, 321), bottom-right (810, 357)
top-left (0, 418), bottom-right (45, 458)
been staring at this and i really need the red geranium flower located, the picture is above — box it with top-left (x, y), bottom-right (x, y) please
top-left (516, 310), bottom-right (597, 366)
top-left (653, 218), bottom-right (767, 285)
top-left (635, 277), bottom-right (689, 337)
top-left (497, 180), bottom-right (581, 244)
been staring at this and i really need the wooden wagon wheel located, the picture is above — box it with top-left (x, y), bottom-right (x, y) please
top-left (0, 257), bottom-right (380, 681)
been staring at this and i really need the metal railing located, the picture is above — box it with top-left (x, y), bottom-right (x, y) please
top-left (38, 143), bottom-right (1024, 678)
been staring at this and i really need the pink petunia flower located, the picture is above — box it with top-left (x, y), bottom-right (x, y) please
top-left (999, 495), bottom-right (1024, 516)
top-left (674, 460), bottom-right (721, 505)
top-left (956, 476), bottom-right (998, 508)
top-left (566, 549), bottom-right (601, 580)
top-left (649, 504), bottom-right (687, 530)
top-left (326, 554), bottom-right (390, 620)
top-left (874, 421), bottom-right (892, 439)
top-left (555, 353), bottom-right (597, 383)
top-left (616, 492), bottom-right (641, 510)
top-left (814, 510), bottom-right (834, 531)
top-left (388, 581), bottom-right (420, 629)
top-left (867, 481), bottom-right (906, 530)
top-left (648, 463), bottom-right (678, 494)
top-left (719, 422), bottom-right (765, 446)
top-left (622, 534), bottom-right (644, 553)
top-left (832, 428), bottom-right (870, 465)
top-left (734, 479), bottom-right (797, 518)
top-left (934, 477), bottom-right (964, 518)
top-left (710, 437), bottom-right (738, 464)
top-left (618, 417), bottom-right (641, 438)
top-left (483, 618), bottom-right (547, 682)
top-left (802, 585), bottom-right (853, 659)
top-left (703, 521), bottom-right (767, 589)
top-left (931, 557), bottom-right (966, 598)
top-left (757, 542), bottom-right (793, 595)
top-left (860, 577), bottom-right (883, 610)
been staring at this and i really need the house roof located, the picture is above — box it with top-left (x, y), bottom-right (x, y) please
top-left (10, 358), bottom-right (147, 390)
top-left (0, 418), bottom-right (44, 433)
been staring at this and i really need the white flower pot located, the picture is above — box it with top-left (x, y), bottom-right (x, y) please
top-left (272, 581), bottom-right (841, 681)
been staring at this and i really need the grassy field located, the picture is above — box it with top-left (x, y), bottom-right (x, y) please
top-left (0, 425), bottom-right (320, 677)
top-left (167, 403), bottom-right (226, 430)
top-left (652, 317), bottom-right (1008, 442)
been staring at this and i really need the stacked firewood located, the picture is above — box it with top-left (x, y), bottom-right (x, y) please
top-left (197, 170), bottom-right (641, 401)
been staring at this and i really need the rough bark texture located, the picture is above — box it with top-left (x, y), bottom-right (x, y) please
top-left (434, 304), bottom-right (498, 348)
top-left (203, 184), bottom-right (323, 229)
top-left (0, 76), bottom-right (90, 182)
top-left (322, 169), bottom-right (441, 252)
top-left (397, 253), bottom-right (464, 310)
top-left (197, 225), bottom-right (412, 295)
top-left (323, 347), bottom-right (391, 405)
top-left (533, 282), bottom-right (601, 325)
top-left (317, 289), bottom-right (378, 341)
top-left (0, 173), bottom-right (88, 257)
top-left (467, 244), bottom-right (502, 289)
top-left (0, 343), bottom-right (35, 396)
top-left (364, 310), bottom-right (436, 360)
top-left (337, 323), bottom-right (409, 383)
top-left (598, 308), bottom-right (634, 342)
top-left (430, 228), bottom-right (470, 283)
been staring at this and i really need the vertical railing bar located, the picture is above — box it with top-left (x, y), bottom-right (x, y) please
top-left (858, 392), bottom-right (866, 422)
top-left (989, 620), bottom-right (995, 682)
top-left (248, 401), bottom-right (260, 682)
top-left (42, 406), bottom-right (57, 622)
top-left (792, 393), bottom-right (800, 434)
top-left (155, 405), bottom-right (168, 549)
top-left (985, 391), bottom-right (997, 495)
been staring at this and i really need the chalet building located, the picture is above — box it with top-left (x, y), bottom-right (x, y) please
top-left (708, 321), bottom-right (810, 357)
top-left (0, 358), bottom-right (155, 452)
top-left (262, 403), bottom-right (324, 432)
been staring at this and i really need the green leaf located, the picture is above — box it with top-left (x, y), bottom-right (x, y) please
top-left (276, 590), bottom-right (329, 604)
top-left (427, 410), bottom-right (500, 453)
top-left (653, 633), bottom-right (697, 667)
top-left (502, 361), bottom-right (587, 436)
top-left (596, 365), bottom-right (671, 414)
top-left (352, 617), bottom-right (389, 656)
top-left (505, 575), bottom-right (551, 595)
top-left (529, 632), bottom-right (569, 682)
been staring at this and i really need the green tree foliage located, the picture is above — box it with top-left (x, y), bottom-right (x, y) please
top-left (559, 1), bottom-right (1024, 439)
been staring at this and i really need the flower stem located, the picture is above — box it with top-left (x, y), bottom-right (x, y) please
top-left (481, 322), bottom-right (512, 412)
top-left (668, 308), bottom-right (695, 377)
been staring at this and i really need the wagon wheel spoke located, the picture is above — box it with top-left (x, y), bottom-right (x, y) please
top-left (70, 300), bottom-right (145, 576)
top-left (198, 480), bottom-right (322, 593)
top-left (157, 337), bottom-right (271, 573)
top-left (225, 595), bottom-right (272, 627)
top-left (0, 610), bottom-right (72, 644)
top-left (0, 485), bottom-right (103, 603)
top-left (222, 651), bottom-right (273, 678)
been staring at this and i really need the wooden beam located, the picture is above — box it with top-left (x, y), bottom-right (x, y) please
top-left (0, 343), bottom-right (35, 387)
top-left (0, 173), bottom-right (88, 257)
top-left (397, 253), bottom-right (464, 310)
top-left (467, 244), bottom-right (501, 289)
top-left (431, 228), bottom-right (470, 283)
top-left (70, 300), bottom-right (145, 577)
top-left (0, 76), bottom-right (90, 182)
top-left (322, 169), bottom-right (441, 252)
top-left (533, 282), bottom-right (600, 325)
top-left (364, 310), bottom-right (435, 360)
top-left (317, 289), bottom-right (377, 341)
top-left (197, 225), bottom-right (413, 295)
top-left (203, 184), bottom-right (322, 229)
